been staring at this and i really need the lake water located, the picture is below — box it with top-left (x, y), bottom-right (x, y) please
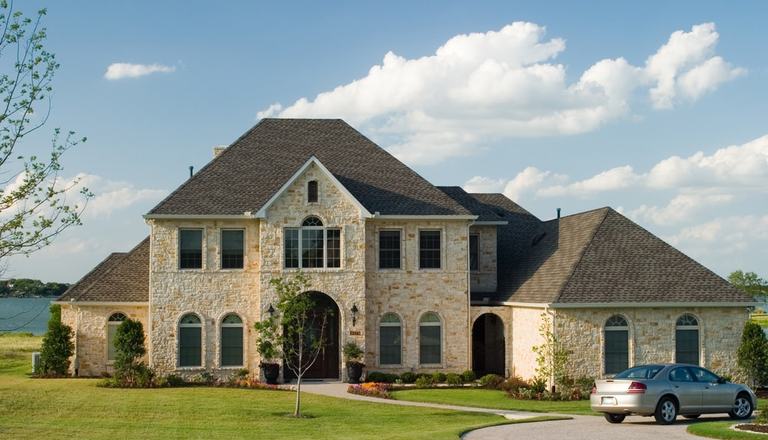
top-left (0, 297), bottom-right (53, 335)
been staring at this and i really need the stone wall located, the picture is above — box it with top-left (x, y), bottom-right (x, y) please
top-left (364, 219), bottom-right (471, 373)
top-left (469, 225), bottom-right (497, 293)
top-left (60, 303), bottom-right (148, 376)
top-left (554, 307), bottom-right (749, 379)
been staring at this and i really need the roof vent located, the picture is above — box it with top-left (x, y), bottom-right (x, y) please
top-left (531, 232), bottom-right (547, 246)
top-left (213, 145), bottom-right (227, 158)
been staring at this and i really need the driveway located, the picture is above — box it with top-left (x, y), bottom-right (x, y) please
top-left (463, 414), bottom-right (730, 439)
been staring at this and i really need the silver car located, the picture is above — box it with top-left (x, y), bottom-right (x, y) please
top-left (590, 364), bottom-right (757, 424)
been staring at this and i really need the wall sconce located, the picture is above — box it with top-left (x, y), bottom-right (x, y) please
top-left (350, 304), bottom-right (359, 327)
top-left (267, 304), bottom-right (275, 317)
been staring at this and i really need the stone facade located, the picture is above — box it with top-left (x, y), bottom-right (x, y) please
top-left (469, 225), bottom-right (497, 293)
top-left (553, 307), bottom-right (749, 380)
top-left (60, 303), bottom-right (149, 376)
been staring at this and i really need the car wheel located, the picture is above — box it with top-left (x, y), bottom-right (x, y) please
top-left (654, 397), bottom-right (677, 425)
top-left (604, 413), bottom-right (626, 424)
top-left (729, 395), bottom-right (753, 419)
top-left (683, 414), bottom-right (701, 419)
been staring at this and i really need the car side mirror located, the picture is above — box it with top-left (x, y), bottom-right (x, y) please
top-left (717, 377), bottom-right (727, 384)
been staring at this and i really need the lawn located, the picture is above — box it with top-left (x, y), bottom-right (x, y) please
top-left (0, 334), bottom-right (526, 440)
top-left (688, 421), bottom-right (767, 439)
top-left (391, 388), bottom-right (595, 415)
top-left (750, 313), bottom-right (768, 328)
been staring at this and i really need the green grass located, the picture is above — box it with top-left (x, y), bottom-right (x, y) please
top-left (688, 421), bottom-right (767, 439)
top-left (391, 388), bottom-right (596, 415)
top-left (0, 334), bottom-right (525, 439)
top-left (750, 314), bottom-right (768, 328)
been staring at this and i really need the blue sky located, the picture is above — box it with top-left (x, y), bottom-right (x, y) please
top-left (7, 0), bottom-right (768, 282)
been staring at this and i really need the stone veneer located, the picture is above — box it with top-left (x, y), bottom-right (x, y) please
top-left (60, 303), bottom-right (149, 376)
top-left (469, 225), bottom-right (497, 293)
top-left (553, 307), bottom-right (749, 380)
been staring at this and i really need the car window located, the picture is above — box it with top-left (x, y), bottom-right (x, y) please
top-left (691, 367), bottom-right (720, 383)
top-left (669, 367), bottom-right (694, 382)
top-left (614, 365), bottom-right (664, 379)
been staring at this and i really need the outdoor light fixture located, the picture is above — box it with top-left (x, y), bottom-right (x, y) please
top-left (267, 304), bottom-right (275, 316)
top-left (351, 304), bottom-right (359, 326)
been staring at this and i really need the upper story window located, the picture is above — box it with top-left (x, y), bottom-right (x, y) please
top-left (179, 229), bottom-right (203, 269)
top-left (419, 230), bottom-right (441, 269)
top-left (221, 229), bottom-right (244, 269)
top-left (284, 216), bottom-right (341, 269)
top-left (307, 180), bottom-right (318, 203)
top-left (379, 230), bottom-right (401, 269)
top-left (469, 234), bottom-right (479, 271)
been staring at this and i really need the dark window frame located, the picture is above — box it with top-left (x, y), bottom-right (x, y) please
top-left (284, 218), bottom-right (341, 269)
top-left (178, 313), bottom-right (203, 368)
top-left (179, 228), bottom-right (204, 270)
top-left (220, 314), bottom-right (244, 367)
top-left (379, 313), bottom-right (402, 366)
top-left (220, 229), bottom-right (245, 270)
top-left (419, 230), bottom-right (442, 270)
top-left (675, 313), bottom-right (700, 365)
top-left (469, 234), bottom-right (479, 272)
top-left (419, 312), bottom-right (442, 365)
top-left (307, 180), bottom-right (319, 203)
top-left (378, 229), bottom-right (402, 270)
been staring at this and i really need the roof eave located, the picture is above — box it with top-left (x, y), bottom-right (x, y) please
top-left (52, 301), bottom-right (149, 306)
top-left (144, 213), bottom-right (255, 220)
top-left (549, 301), bottom-right (758, 308)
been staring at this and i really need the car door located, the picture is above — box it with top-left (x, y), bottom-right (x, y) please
top-left (692, 367), bottom-right (734, 411)
top-left (668, 367), bottom-right (704, 413)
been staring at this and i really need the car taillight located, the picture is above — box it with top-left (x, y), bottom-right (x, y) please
top-left (627, 382), bottom-right (647, 394)
top-left (591, 385), bottom-right (597, 395)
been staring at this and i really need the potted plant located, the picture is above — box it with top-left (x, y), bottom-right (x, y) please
top-left (343, 341), bottom-right (365, 384)
top-left (254, 316), bottom-right (281, 385)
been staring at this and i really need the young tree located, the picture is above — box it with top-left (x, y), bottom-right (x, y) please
top-left (39, 303), bottom-right (73, 375)
top-left (255, 272), bottom-right (330, 417)
top-left (532, 312), bottom-right (571, 390)
top-left (737, 321), bottom-right (768, 387)
top-left (113, 319), bottom-right (147, 386)
top-left (0, 2), bottom-right (92, 266)
top-left (730, 271), bottom-right (768, 302)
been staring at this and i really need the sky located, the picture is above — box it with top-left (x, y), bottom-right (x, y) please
top-left (4, 0), bottom-right (767, 282)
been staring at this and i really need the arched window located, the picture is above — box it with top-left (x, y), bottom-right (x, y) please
top-left (107, 312), bottom-right (127, 362)
top-left (179, 314), bottom-right (202, 367)
top-left (604, 315), bottom-right (629, 374)
top-left (419, 312), bottom-right (441, 364)
top-left (307, 180), bottom-right (319, 203)
top-left (221, 314), bottom-right (244, 367)
top-left (284, 216), bottom-right (340, 269)
top-left (676, 314), bottom-right (699, 365)
top-left (379, 313), bottom-right (402, 365)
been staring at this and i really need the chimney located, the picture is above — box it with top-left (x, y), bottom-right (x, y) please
top-left (212, 145), bottom-right (227, 158)
top-left (557, 208), bottom-right (561, 219)
top-left (188, 166), bottom-right (194, 178)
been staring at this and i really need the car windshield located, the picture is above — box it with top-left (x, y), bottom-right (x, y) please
top-left (614, 365), bottom-right (664, 379)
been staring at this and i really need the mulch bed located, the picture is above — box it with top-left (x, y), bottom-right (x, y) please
top-left (735, 424), bottom-right (768, 434)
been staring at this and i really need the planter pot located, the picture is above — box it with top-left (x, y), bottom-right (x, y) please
top-left (260, 363), bottom-right (280, 385)
top-left (346, 362), bottom-right (365, 384)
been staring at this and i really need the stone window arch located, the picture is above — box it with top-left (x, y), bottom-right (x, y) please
top-left (675, 313), bottom-right (700, 365)
top-left (604, 314), bottom-right (629, 375)
top-left (220, 313), bottom-right (244, 367)
top-left (419, 312), bottom-right (442, 365)
top-left (379, 313), bottom-right (402, 365)
top-left (179, 313), bottom-right (203, 367)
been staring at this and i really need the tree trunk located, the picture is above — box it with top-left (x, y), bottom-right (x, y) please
top-left (294, 375), bottom-right (302, 417)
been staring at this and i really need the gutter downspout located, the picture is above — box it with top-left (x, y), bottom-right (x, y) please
top-left (467, 221), bottom-right (473, 373)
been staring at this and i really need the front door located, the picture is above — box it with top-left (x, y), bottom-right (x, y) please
top-left (284, 292), bottom-right (340, 380)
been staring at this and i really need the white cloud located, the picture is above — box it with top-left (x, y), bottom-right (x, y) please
top-left (629, 192), bottom-right (733, 226)
top-left (666, 215), bottom-right (768, 254)
top-left (104, 63), bottom-right (176, 80)
top-left (537, 165), bottom-right (638, 197)
top-left (463, 176), bottom-right (506, 193)
top-left (74, 174), bottom-right (166, 217)
top-left (260, 22), bottom-right (743, 165)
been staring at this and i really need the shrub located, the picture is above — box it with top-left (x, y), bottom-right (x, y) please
top-left (235, 368), bottom-right (249, 380)
top-left (400, 372), bottom-right (417, 383)
top-left (39, 304), bottom-right (74, 376)
top-left (737, 321), bottom-right (768, 387)
top-left (165, 374), bottom-right (186, 387)
top-left (479, 374), bottom-right (505, 389)
top-left (501, 376), bottom-right (529, 393)
top-left (366, 371), bottom-right (399, 383)
top-left (415, 375), bottom-right (435, 388)
top-left (756, 407), bottom-right (768, 425)
top-left (343, 341), bottom-right (364, 365)
top-left (348, 382), bottom-right (392, 399)
top-left (445, 373), bottom-right (462, 386)
top-left (461, 370), bottom-right (476, 383)
top-left (432, 372), bottom-right (447, 383)
top-left (114, 319), bottom-right (147, 386)
top-left (529, 377), bottom-right (547, 393)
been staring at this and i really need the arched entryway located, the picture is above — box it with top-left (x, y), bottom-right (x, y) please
top-left (472, 313), bottom-right (505, 377)
top-left (283, 291), bottom-right (340, 380)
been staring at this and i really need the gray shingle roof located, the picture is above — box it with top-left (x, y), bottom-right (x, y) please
top-left (57, 237), bottom-right (149, 303)
top-left (149, 119), bottom-right (470, 216)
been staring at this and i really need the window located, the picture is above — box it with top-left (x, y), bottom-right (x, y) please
top-left (220, 314), bottom-right (243, 367)
top-left (221, 229), bottom-right (244, 269)
top-left (676, 314), bottom-right (699, 365)
top-left (419, 312), bottom-right (441, 364)
top-left (614, 365), bottom-right (663, 379)
top-left (691, 367), bottom-right (720, 383)
top-left (179, 229), bottom-right (203, 269)
top-left (379, 313), bottom-right (402, 365)
top-left (179, 314), bottom-right (202, 367)
top-left (307, 180), bottom-right (318, 203)
top-left (669, 367), bottom-right (694, 382)
top-left (379, 230), bottom-right (401, 269)
top-left (284, 216), bottom-right (341, 269)
top-left (469, 234), bottom-right (479, 271)
top-left (604, 315), bottom-right (629, 375)
top-left (419, 230), bottom-right (441, 269)
top-left (107, 312), bottom-right (127, 362)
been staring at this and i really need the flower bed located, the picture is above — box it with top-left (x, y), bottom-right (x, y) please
top-left (348, 382), bottom-right (393, 399)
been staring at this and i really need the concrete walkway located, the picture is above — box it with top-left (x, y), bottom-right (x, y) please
top-left (299, 381), bottom-right (545, 420)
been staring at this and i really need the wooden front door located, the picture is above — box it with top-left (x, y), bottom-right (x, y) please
top-left (284, 292), bottom-right (340, 380)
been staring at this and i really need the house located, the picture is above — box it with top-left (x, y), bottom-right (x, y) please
top-left (56, 118), bottom-right (754, 381)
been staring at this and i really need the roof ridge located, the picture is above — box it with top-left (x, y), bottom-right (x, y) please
top-left (542, 206), bottom-right (612, 222)
top-left (552, 207), bottom-right (612, 304)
